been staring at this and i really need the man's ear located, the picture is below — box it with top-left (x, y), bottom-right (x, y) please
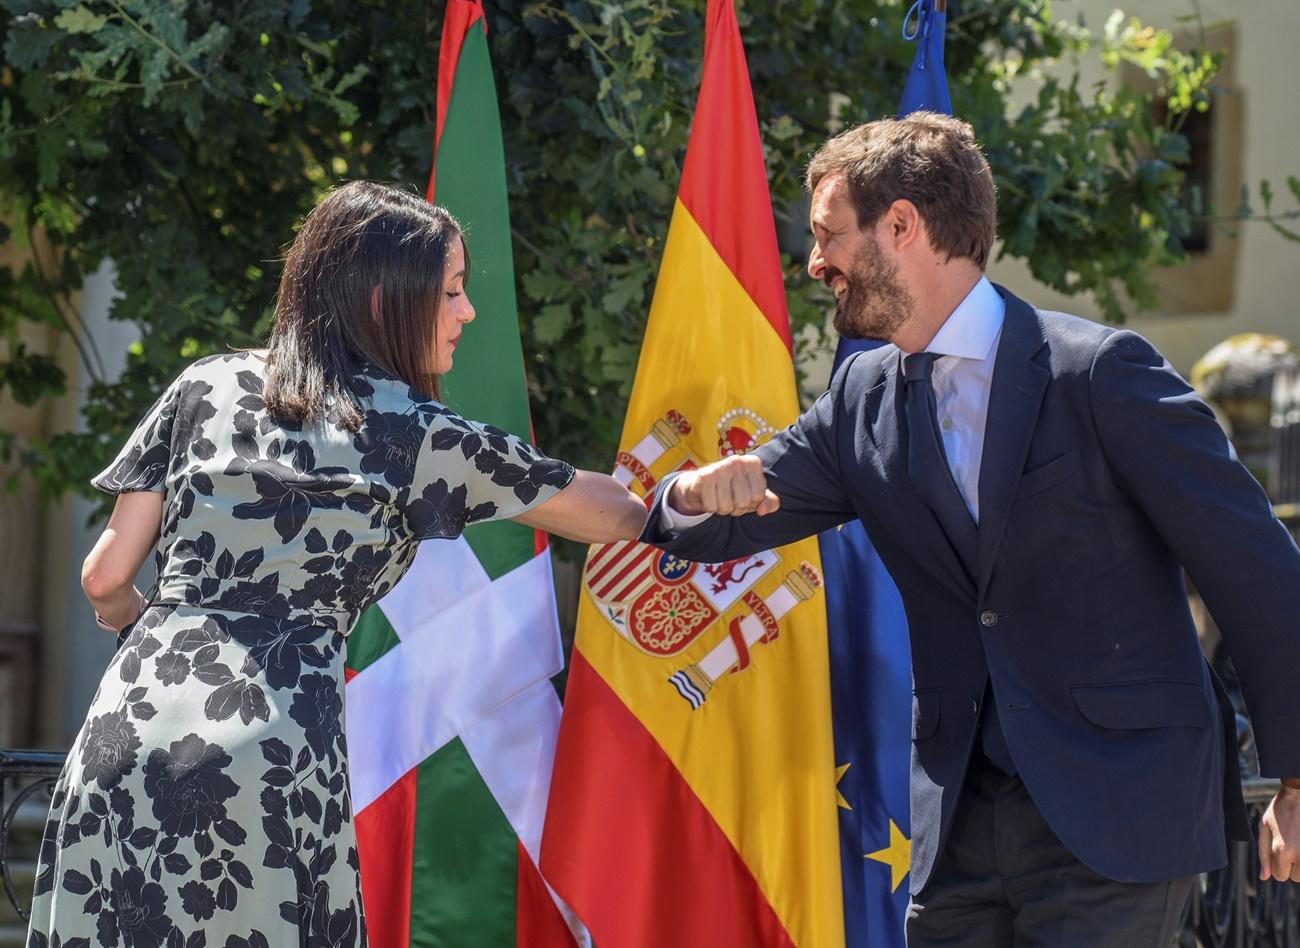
top-left (883, 199), bottom-right (924, 252)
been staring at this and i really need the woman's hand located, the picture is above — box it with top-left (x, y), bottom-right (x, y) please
top-left (512, 470), bottom-right (647, 543)
top-left (82, 491), bottom-right (163, 631)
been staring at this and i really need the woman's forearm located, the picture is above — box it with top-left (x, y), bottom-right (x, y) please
top-left (83, 578), bottom-right (142, 631)
top-left (513, 470), bottom-right (648, 543)
top-left (82, 491), bottom-right (161, 632)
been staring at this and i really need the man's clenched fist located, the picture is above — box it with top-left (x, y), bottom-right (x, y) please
top-left (667, 454), bottom-right (781, 518)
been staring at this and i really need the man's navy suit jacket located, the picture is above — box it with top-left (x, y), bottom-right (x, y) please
top-left (642, 286), bottom-right (1300, 893)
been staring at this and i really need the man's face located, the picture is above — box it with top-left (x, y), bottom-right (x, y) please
top-left (807, 174), bottom-right (914, 341)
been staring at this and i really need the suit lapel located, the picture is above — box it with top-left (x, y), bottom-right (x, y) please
top-left (864, 356), bottom-right (976, 602)
top-left (976, 288), bottom-right (1049, 596)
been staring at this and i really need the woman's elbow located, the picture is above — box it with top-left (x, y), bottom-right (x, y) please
top-left (596, 490), bottom-right (649, 543)
top-left (81, 554), bottom-right (126, 602)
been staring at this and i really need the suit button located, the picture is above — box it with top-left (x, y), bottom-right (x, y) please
top-left (980, 610), bottom-right (998, 628)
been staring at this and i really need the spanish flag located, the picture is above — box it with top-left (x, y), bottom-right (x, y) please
top-left (541, 2), bottom-right (843, 945)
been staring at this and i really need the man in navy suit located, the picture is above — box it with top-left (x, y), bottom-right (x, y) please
top-left (642, 112), bottom-right (1300, 945)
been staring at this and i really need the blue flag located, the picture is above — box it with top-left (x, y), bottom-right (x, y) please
top-left (820, 2), bottom-right (950, 943)
top-left (897, 0), bottom-right (951, 117)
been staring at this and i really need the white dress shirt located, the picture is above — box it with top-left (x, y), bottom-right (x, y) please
top-left (905, 276), bottom-right (1004, 522)
top-left (662, 277), bottom-right (1005, 528)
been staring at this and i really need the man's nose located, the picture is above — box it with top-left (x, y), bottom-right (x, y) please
top-left (807, 244), bottom-right (826, 280)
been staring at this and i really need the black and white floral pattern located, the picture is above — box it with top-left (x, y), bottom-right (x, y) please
top-left (27, 352), bottom-right (574, 947)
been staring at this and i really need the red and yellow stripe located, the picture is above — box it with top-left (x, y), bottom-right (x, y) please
top-left (543, 2), bottom-right (842, 945)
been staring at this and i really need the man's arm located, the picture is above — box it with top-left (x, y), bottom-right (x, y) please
top-left (1090, 329), bottom-right (1300, 882)
top-left (641, 362), bottom-right (861, 561)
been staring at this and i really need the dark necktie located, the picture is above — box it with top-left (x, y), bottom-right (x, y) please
top-left (903, 352), bottom-right (977, 574)
top-left (903, 352), bottom-right (1016, 775)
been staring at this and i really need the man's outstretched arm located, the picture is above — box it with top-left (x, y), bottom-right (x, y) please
top-left (640, 367), bottom-right (861, 561)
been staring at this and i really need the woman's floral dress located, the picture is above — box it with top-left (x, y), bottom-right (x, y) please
top-left (25, 352), bottom-right (574, 948)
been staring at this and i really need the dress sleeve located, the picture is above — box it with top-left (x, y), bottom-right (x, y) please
top-left (91, 381), bottom-right (180, 495)
top-left (405, 408), bottom-right (576, 540)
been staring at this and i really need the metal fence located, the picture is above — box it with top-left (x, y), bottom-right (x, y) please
top-left (1271, 366), bottom-right (1300, 552)
top-left (0, 750), bottom-right (61, 931)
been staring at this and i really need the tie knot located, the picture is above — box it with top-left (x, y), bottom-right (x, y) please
top-left (904, 351), bottom-right (940, 383)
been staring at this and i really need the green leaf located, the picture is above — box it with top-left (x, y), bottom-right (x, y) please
top-left (54, 6), bottom-right (109, 34)
top-left (0, 345), bottom-right (66, 406)
top-left (1269, 221), bottom-right (1300, 244)
top-left (333, 63), bottom-right (368, 96)
top-left (766, 114), bottom-right (801, 142)
top-left (600, 276), bottom-right (644, 316)
top-left (4, 15), bottom-right (62, 70)
top-left (140, 48), bottom-right (172, 105)
top-left (1236, 183), bottom-right (1253, 219)
top-left (533, 305), bottom-right (573, 345)
top-left (1156, 133), bottom-right (1189, 164)
top-left (521, 269), bottom-right (571, 304)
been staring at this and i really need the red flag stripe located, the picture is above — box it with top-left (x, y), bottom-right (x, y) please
top-left (589, 545), bottom-right (656, 599)
top-left (676, 0), bottom-right (792, 352)
top-left (541, 651), bottom-right (796, 948)
top-left (427, 0), bottom-right (487, 202)
top-left (586, 537), bottom-right (631, 573)
top-left (514, 839), bottom-right (579, 948)
top-left (354, 767), bottom-right (418, 948)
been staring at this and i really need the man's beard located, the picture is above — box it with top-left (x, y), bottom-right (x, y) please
top-left (829, 236), bottom-right (914, 341)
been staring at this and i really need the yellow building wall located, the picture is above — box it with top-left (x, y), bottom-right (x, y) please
top-left (986, 1), bottom-right (1300, 374)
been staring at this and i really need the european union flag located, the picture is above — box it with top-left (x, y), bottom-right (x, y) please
top-left (819, 2), bottom-right (950, 943)
top-left (897, 0), bottom-right (951, 117)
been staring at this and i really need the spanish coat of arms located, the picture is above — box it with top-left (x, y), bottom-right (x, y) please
top-left (584, 409), bottom-right (823, 709)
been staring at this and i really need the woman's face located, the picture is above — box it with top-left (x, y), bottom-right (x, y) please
top-left (433, 235), bottom-right (475, 375)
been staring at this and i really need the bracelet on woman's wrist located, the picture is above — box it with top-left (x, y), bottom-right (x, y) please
top-left (95, 587), bottom-right (143, 633)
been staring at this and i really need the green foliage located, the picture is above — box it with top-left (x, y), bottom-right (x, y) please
top-left (1237, 177), bottom-right (1300, 244)
top-left (0, 0), bottom-right (1286, 507)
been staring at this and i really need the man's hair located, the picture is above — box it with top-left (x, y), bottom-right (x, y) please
top-left (805, 112), bottom-right (997, 269)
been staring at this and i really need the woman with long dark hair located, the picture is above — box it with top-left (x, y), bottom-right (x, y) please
top-left (26, 181), bottom-right (647, 947)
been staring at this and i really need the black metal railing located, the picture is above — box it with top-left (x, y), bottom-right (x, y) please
top-left (2, 751), bottom-right (1298, 942)
top-left (1271, 365), bottom-right (1300, 508)
top-left (0, 749), bottom-right (62, 924)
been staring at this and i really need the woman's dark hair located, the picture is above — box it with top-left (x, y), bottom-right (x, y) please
top-left (263, 180), bottom-right (468, 431)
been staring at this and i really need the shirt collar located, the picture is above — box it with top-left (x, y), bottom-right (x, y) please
top-left (920, 276), bottom-right (1004, 363)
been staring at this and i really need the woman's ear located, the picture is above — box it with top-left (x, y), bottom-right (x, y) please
top-left (369, 285), bottom-right (383, 324)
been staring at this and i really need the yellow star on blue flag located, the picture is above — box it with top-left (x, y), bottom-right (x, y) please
top-left (866, 819), bottom-right (912, 894)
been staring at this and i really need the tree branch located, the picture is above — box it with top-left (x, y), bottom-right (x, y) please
top-left (107, 0), bottom-right (213, 90)
top-left (27, 228), bottom-right (106, 383)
